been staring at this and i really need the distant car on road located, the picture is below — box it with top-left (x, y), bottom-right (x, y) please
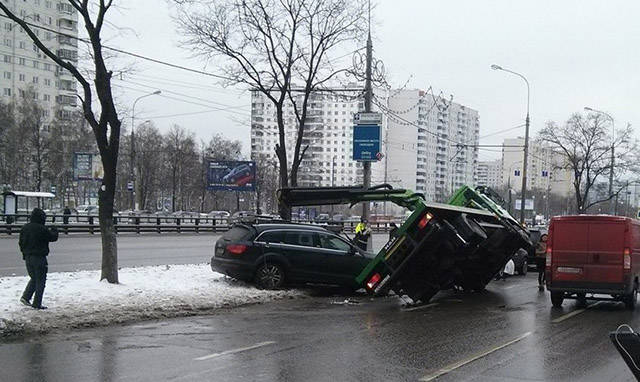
top-left (77, 205), bottom-right (98, 222)
top-left (212, 223), bottom-right (375, 289)
top-left (230, 210), bottom-right (255, 223)
top-left (314, 213), bottom-right (330, 223)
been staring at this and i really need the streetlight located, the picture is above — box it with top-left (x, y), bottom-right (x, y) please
top-left (584, 106), bottom-right (615, 214)
top-left (492, 64), bottom-right (530, 224)
top-left (131, 90), bottom-right (161, 210)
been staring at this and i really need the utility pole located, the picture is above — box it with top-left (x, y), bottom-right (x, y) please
top-left (362, 0), bottom-right (372, 219)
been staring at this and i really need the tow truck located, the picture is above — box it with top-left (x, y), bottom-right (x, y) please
top-left (278, 184), bottom-right (532, 303)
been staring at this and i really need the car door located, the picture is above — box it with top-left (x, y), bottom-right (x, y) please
top-left (316, 233), bottom-right (370, 286)
top-left (277, 230), bottom-right (328, 283)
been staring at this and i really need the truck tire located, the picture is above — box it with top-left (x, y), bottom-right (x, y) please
top-left (625, 287), bottom-right (637, 310)
top-left (551, 291), bottom-right (564, 308)
top-left (452, 214), bottom-right (487, 245)
top-left (517, 259), bottom-right (528, 276)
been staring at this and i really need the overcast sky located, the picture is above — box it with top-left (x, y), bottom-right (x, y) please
top-left (105, 0), bottom-right (640, 160)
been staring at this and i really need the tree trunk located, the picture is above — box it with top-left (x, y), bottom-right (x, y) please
top-left (98, 154), bottom-right (118, 283)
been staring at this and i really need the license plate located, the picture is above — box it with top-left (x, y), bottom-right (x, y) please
top-left (557, 267), bottom-right (582, 274)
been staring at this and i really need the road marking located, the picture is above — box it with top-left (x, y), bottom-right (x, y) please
top-left (194, 341), bottom-right (276, 361)
top-left (552, 302), bottom-right (602, 323)
top-left (403, 303), bottom-right (439, 312)
top-left (419, 332), bottom-right (532, 381)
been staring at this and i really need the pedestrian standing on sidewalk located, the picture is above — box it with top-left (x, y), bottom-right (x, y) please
top-left (19, 208), bottom-right (58, 310)
top-left (536, 234), bottom-right (548, 291)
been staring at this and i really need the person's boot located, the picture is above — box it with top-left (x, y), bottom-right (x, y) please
top-left (32, 305), bottom-right (48, 310)
top-left (20, 297), bottom-right (30, 306)
top-left (538, 285), bottom-right (545, 291)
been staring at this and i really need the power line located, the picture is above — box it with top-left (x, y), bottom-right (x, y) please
top-left (0, 13), bottom-right (234, 81)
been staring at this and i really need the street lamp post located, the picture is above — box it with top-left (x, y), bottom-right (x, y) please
top-left (584, 106), bottom-right (615, 214)
top-left (131, 90), bottom-right (161, 210)
top-left (330, 155), bottom-right (336, 218)
top-left (492, 64), bottom-right (530, 225)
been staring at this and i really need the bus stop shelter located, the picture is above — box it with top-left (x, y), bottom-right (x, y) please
top-left (2, 191), bottom-right (55, 222)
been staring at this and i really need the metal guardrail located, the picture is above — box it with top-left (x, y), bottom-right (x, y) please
top-left (0, 214), bottom-right (395, 235)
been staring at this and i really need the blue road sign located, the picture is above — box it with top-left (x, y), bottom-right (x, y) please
top-left (353, 124), bottom-right (381, 161)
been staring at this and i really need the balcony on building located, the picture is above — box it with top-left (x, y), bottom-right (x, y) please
top-left (57, 17), bottom-right (77, 31)
top-left (57, 49), bottom-right (78, 62)
top-left (56, 94), bottom-right (77, 107)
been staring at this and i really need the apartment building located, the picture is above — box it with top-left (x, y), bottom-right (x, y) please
top-left (250, 88), bottom-right (385, 188)
top-left (476, 159), bottom-right (502, 189)
top-left (384, 89), bottom-right (479, 202)
top-left (501, 137), bottom-right (572, 196)
top-left (0, 0), bottom-right (78, 119)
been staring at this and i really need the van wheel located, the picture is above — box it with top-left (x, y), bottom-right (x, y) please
top-left (518, 260), bottom-right (528, 276)
top-left (625, 287), bottom-right (637, 310)
top-left (577, 293), bottom-right (587, 307)
top-left (254, 263), bottom-right (285, 289)
top-left (551, 291), bottom-right (564, 308)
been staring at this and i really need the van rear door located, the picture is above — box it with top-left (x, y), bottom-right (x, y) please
top-left (552, 220), bottom-right (589, 282)
top-left (586, 219), bottom-right (625, 284)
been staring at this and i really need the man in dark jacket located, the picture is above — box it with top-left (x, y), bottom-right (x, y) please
top-left (19, 208), bottom-right (58, 310)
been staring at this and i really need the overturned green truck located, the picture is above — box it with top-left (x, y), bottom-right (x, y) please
top-left (278, 184), bottom-right (532, 303)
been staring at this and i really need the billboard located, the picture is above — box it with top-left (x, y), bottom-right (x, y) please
top-left (73, 153), bottom-right (103, 180)
top-left (353, 124), bottom-right (381, 161)
top-left (207, 160), bottom-right (256, 191)
top-left (514, 199), bottom-right (535, 211)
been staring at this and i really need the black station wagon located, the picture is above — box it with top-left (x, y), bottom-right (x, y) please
top-left (211, 223), bottom-right (374, 289)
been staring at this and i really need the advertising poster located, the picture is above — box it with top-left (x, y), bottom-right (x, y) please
top-left (73, 153), bottom-right (103, 181)
top-left (207, 160), bottom-right (256, 191)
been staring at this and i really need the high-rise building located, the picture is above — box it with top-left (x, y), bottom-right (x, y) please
top-left (383, 89), bottom-right (479, 202)
top-left (476, 159), bottom-right (502, 189)
top-left (0, 0), bottom-right (78, 119)
top-left (501, 137), bottom-right (572, 196)
top-left (250, 88), bottom-right (385, 188)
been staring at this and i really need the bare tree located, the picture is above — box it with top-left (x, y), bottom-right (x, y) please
top-left (287, 0), bottom-right (366, 186)
top-left (0, 1), bottom-right (123, 282)
top-left (133, 122), bottom-right (164, 210)
top-left (539, 112), bottom-right (637, 214)
top-left (17, 88), bottom-right (51, 192)
top-left (164, 125), bottom-right (197, 212)
top-left (174, 0), bottom-right (365, 218)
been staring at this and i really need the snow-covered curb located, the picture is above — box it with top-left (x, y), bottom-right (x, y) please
top-left (0, 264), bottom-right (305, 337)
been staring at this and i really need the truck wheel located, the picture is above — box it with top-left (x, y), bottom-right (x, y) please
top-left (452, 214), bottom-right (487, 245)
top-left (254, 263), bottom-right (285, 289)
top-left (551, 291), bottom-right (564, 308)
top-left (518, 260), bottom-right (528, 276)
top-left (625, 287), bottom-right (637, 310)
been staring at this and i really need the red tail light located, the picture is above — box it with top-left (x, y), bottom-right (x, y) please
top-left (226, 244), bottom-right (248, 255)
top-left (418, 213), bottom-right (433, 229)
top-left (366, 273), bottom-right (382, 290)
top-left (546, 246), bottom-right (552, 267)
top-left (624, 247), bottom-right (631, 270)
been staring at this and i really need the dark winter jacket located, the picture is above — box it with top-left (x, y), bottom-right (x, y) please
top-left (19, 208), bottom-right (58, 258)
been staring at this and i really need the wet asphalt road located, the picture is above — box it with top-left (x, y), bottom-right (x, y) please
top-left (0, 234), bottom-right (389, 277)
top-left (0, 273), bottom-right (637, 382)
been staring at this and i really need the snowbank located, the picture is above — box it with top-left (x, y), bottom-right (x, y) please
top-left (0, 264), bottom-right (304, 337)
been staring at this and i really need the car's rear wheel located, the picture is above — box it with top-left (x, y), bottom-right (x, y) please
top-left (551, 291), bottom-right (564, 308)
top-left (452, 214), bottom-right (487, 246)
top-left (254, 263), bottom-right (285, 289)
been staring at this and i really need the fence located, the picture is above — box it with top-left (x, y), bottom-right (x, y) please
top-left (0, 214), bottom-right (393, 235)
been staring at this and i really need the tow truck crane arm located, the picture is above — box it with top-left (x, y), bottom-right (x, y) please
top-left (278, 184), bottom-right (426, 210)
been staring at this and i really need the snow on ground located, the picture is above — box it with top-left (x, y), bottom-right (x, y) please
top-left (0, 264), bottom-right (305, 337)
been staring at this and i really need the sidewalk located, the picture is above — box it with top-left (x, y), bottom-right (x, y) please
top-left (0, 264), bottom-right (303, 337)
